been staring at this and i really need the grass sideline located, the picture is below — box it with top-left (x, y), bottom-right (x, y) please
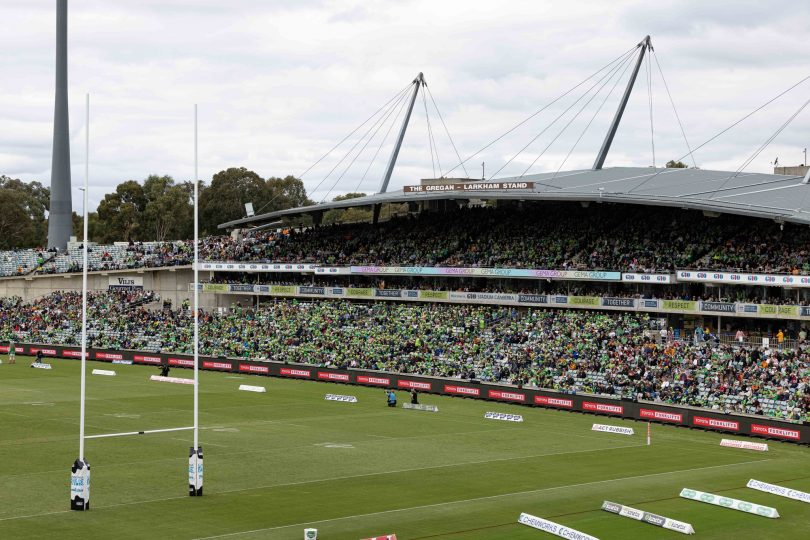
top-left (0, 355), bottom-right (807, 539)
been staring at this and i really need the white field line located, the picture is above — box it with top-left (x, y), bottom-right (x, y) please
top-left (193, 458), bottom-right (772, 539)
top-left (0, 442), bottom-right (649, 521)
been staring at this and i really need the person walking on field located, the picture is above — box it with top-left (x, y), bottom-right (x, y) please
top-left (8, 340), bottom-right (15, 364)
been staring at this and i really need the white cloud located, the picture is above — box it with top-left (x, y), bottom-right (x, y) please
top-left (1, 0), bottom-right (809, 211)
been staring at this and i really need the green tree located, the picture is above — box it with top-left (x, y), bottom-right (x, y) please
top-left (71, 211), bottom-right (102, 243)
top-left (0, 176), bottom-right (50, 248)
top-left (96, 180), bottom-right (147, 242)
top-left (141, 175), bottom-right (193, 241)
top-left (666, 160), bottom-right (688, 168)
top-left (199, 167), bottom-right (266, 235)
top-left (323, 192), bottom-right (372, 224)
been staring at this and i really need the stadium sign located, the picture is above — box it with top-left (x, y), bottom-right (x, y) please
top-left (679, 488), bottom-right (780, 518)
top-left (639, 408), bottom-right (683, 424)
top-left (517, 513), bottom-right (599, 540)
top-left (403, 182), bottom-right (534, 193)
top-left (534, 395), bottom-right (574, 408)
top-left (621, 272), bottom-right (672, 283)
top-left (397, 379), bottom-right (432, 390)
top-left (488, 389), bottom-right (526, 402)
top-left (747, 479), bottom-right (810, 504)
top-left (601, 501), bottom-right (695, 535)
top-left (750, 424), bottom-right (800, 440)
top-left (700, 301), bottom-right (735, 313)
top-left (693, 416), bottom-right (739, 432)
top-left (676, 270), bottom-right (810, 288)
top-left (199, 262), bottom-right (318, 273)
top-left (582, 401), bottom-right (623, 415)
top-left (108, 276), bottom-right (143, 290)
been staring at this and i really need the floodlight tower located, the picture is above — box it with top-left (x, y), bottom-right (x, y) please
top-left (48, 0), bottom-right (73, 250)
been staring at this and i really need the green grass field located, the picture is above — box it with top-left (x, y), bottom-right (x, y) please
top-left (1, 356), bottom-right (808, 539)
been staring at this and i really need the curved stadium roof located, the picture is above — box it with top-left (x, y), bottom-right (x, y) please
top-left (219, 166), bottom-right (810, 230)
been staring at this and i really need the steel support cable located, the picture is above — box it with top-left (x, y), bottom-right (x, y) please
top-left (423, 88), bottom-right (443, 177)
top-left (352, 87), bottom-right (414, 194)
top-left (519, 51), bottom-right (637, 179)
top-left (426, 85), bottom-right (469, 177)
top-left (710, 96), bottom-right (810, 197)
top-left (422, 88), bottom-right (436, 177)
top-left (254, 82), bottom-right (413, 216)
top-left (313, 85), bottom-right (413, 201)
top-left (297, 81), bottom-right (413, 179)
top-left (491, 49), bottom-right (637, 181)
top-left (552, 51), bottom-right (636, 180)
top-left (673, 71), bottom-right (810, 165)
top-left (646, 52), bottom-right (656, 168)
top-left (442, 44), bottom-right (640, 177)
top-left (321, 88), bottom-right (414, 202)
top-left (652, 51), bottom-right (696, 168)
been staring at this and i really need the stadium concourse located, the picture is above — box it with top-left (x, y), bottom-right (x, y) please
top-left (4, 203), bottom-right (810, 277)
top-left (1, 290), bottom-right (808, 423)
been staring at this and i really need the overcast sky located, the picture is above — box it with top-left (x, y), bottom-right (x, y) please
top-left (2, 0), bottom-right (809, 211)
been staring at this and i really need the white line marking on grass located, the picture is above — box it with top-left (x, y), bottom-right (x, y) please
top-left (192, 458), bottom-right (772, 539)
top-left (171, 438), bottom-right (230, 448)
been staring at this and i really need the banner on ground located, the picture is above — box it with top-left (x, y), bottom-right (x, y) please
top-left (517, 513), bottom-right (599, 540)
top-left (747, 479), bottom-right (810, 504)
top-left (484, 412), bottom-right (524, 422)
top-left (679, 488), bottom-right (779, 518)
top-left (402, 403), bottom-right (438, 412)
top-left (324, 394), bottom-right (358, 402)
top-left (720, 439), bottom-right (768, 452)
top-left (601, 500), bottom-right (695, 535)
top-left (592, 424), bottom-right (634, 435)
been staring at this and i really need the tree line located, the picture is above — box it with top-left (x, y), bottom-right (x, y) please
top-left (1, 168), bottom-right (316, 249)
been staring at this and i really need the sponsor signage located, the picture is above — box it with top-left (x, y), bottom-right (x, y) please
top-left (701, 301), bottom-right (735, 313)
top-left (317, 371), bottom-right (350, 382)
top-left (345, 287), bottom-right (374, 297)
top-left (750, 424), bottom-right (800, 441)
top-left (91, 369), bottom-right (116, 376)
top-left (518, 294), bottom-right (548, 304)
top-left (402, 403), bottom-right (438, 412)
top-left (534, 395), bottom-right (574, 408)
top-left (349, 265), bottom-right (620, 281)
top-left (63, 350), bottom-right (89, 358)
top-left (31, 362), bottom-right (52, 370)
top-left (602, 297), bottom-right (635, 308)
top-left (112, 360), bottom-right (133, 365)
top-left (199, 262), bottom-right (318, 273)
top-left (314, 266), bottom-right (350, 275)
top-left (621, 273), bottom-right (672, 283)
top-left (374, 289), bottom-right (402, 298)
top-left (299, 286), bottom-right (325, 295)
top-left (679, 488), bottom-right (779, 518)
top-left (404, 181), bottom-right (535, 193)
top-left (569, 296), bottom-right (600, 306)
top-left (229, 284), bottom-right (254, 293)
top-left (677, 269), bottom-right (810, 288)
top-left (356, 375), bottom-right (391, 386)
top-left (202, 361), bottom-right (232, 371)
top-left (639, 408), bottom-right (683, 424)
top-left (133, 354), bottom-right (162, 364)
top-left (601, 501), bottom-right (695, 535)
top-left (238, 363), bottom-right (270, 374)
top-left (747, 479), bottom-right (810, 504)
top-left (693, 416), bottom-right (739, 432)
top-left (108, 276), bottom-right (144, 290)
top-left (582, 401), bottom-right (623, 415)
top-left (419, 290), bottom-right (448, 300)
top-left (150, 375), bottom-right (194, 385)
top-left (488, 389), bottom-right (526, 402)
top-left (279, 367), bottom-right (311, 378)
top-left (592, 424), bottom-right (634, 435)
top-left (324, 394), bottom-right (358, 402)
top-left (397, 379), bottom-right (432, 391)
top-left (202, 283), bottom-right (229, 292)
top-left (720, 439), bottom-right (769, 452)
top-left (168, 357), bottom-right (195, 367)
top-left (517, 513), bottom-right (599, 540)
top-left (30, 347), bottom-right (57, 356)
top-left (484, 411), bottom-right (524, 422)
top-left (270, 285), bottom-right (296, 294)
top-left (444, 384), bottom-right (481, 397)
top-left (94, 351), bottom-right (122, 361)
top-left (448, 291), bottom-right (518, 303)
top-left (661, 299), bottom-right (697, 311)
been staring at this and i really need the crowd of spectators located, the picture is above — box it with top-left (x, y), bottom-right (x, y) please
top-left (5, 204), bottom-right (810, 277)
top-left (2, 292), bottom-right (807, 422)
